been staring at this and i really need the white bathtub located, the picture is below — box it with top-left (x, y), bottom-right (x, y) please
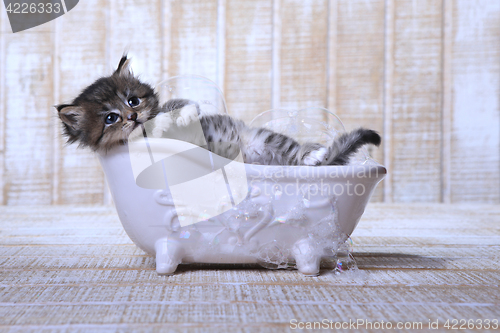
top-left (98, 138), bottom-right (386, 276)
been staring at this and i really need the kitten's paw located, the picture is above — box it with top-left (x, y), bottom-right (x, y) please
top-left (152, 113), bottom-right (174, 137)
top-left (176, 104), bottom-right (199, 127)
top-left (303, 147), bottom-right (327, 166)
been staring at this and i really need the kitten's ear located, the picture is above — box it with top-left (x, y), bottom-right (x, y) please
top-left (56, 104), bottom-right (84, 130)
top-left (114, 55), bottom-right (132, 77)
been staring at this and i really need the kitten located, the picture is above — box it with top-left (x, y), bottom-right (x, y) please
top-left (56, 57), bottom-right (160, 151)
top-left (57, 56), bottom-right (381, 166)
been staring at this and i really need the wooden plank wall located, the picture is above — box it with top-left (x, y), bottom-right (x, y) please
top-left (450, 1), bottom-right (500, 203)
top-left (0, 0), bottom-right (498, 205)
top-left (56, 0), bottom-right (108, 205)
top-left (392, 0), bottom-right (443, 203)
top-left (335, 0), bottom-right (386, 201)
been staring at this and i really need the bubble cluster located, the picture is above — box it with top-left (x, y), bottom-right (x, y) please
top-left (255, 240), bottom-right (293, 269)
top-left (334, 237), bottom-right (359, 274)
top-left (160, 174), bottom-right (360, 276)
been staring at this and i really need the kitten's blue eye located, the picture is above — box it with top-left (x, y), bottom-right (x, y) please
top-left (105, 113), bottom-right (120, 124)
top-left (128, 97), bottom-right (141, 107)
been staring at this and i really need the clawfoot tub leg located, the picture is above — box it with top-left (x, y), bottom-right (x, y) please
top-left (155, 238), bottom-right (184, 275)
top-left (292, 238), bottom-right (321, 276)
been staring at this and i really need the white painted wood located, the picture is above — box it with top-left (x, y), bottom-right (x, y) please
top-left (216, 0), bottom-right (226, 92)
top-left (279, 0), bottom-right (328, 111)
top-left (0, 204), bottom-right (498, 329)
top-left (0, 8), bottom-right (6, 205)
top-left (0, 0), bottom-right (498, 204)
top-left (105, 0), bottom-right (114, 74)
top-left (391, 0), bottom-right (443, 203)
top-left (57, 0), bottom-right (108, 205)
top-left (225, 0), bottom-right (273, 122)
top-left (383, 0), bottom-right (394, 203)
top-left (169, 0), bottom-right (218, 81)
top-left (51, 19), bottom-right (61, 205)
top-left (161, 0), bottom-right (172, 81)
top-left (450, 0), bottom-right (500, 203)
top-left (102, 0), bottom-right (114, 206)
top-left (335, 0), bottom-right (385, 202)
top-left (441, 0), bottom-right (452, 203)
top-left (4, 24), bottom-right (54, 205)
top-left (271, 0), bottom-right (281, 110)
top-left (326, 0), bottom-right (337, 112)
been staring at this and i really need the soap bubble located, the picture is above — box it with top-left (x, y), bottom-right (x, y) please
top-left (156, 75), bottom-right (228, 116)
top-left (332, 237), bottom-right (359, 274)
top-left (249, 107), bottom-right (346, 146)
top-left (249, 107), bottom-right (381, 165)
top-left (256, 240), bottom-right (292, 269)
top-left (336, 253), bottom-right (357, 272)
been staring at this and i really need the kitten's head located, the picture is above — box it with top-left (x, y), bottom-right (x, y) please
top-left (56, 56), bottom-right (160, 152)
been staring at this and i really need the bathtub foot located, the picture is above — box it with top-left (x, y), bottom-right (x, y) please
top-left (155, 238), bottom-right (183, 275)
top-left (293, 239), bottom-right (321, 276)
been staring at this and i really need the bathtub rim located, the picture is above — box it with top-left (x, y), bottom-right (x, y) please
top-left (107, 139), bottom-right (387, 181)
top-left (97, 142), bottom-right (386, 259)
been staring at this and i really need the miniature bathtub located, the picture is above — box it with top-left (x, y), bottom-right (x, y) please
top-left (98, 139), bottom-right (386, 276)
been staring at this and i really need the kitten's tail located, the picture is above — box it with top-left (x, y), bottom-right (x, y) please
top-left (326, 128), bottom-right (381, 165)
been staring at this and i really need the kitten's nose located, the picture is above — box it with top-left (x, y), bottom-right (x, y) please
top-left (128, 112), bottom-right (138, 121)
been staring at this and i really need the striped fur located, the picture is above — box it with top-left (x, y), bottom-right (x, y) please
top-left (326, 128), bottom-right (381, 165)
top-left (156, 99), bottom-right (381, 166)
top-left (57, 55), bottom-right (381, 164)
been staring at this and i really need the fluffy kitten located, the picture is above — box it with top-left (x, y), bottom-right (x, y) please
top-left (57, 56), bottom-right (381, 166)
top-left (56, 57), bottom-right (159, 151)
